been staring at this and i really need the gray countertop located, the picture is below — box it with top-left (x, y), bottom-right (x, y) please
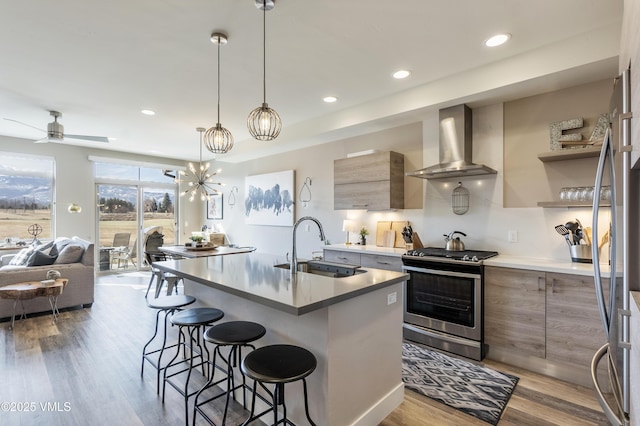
top-left (154, 252), bottom-right (408, 315)
top-left (326, 244), bottom-right (615, 277)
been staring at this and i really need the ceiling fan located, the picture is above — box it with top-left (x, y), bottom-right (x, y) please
top-left (4, 110), bottom-right (109, 143)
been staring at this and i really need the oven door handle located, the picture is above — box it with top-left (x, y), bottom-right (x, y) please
top-left (403, 265), bottom-right (481, 280)
top-left (403, 323), bottom-right (482, 349)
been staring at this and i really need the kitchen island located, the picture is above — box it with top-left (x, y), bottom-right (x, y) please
top-left (154, 252), bottom-right (408, 426)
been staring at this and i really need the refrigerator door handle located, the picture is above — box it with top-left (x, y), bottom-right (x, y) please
top-left (592, 127), bottom-right (613, 337)
top-left (591, 343), bottom-right (627, 426)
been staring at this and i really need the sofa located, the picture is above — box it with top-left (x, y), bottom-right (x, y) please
top-left (0, 236), bottom-right (95, 321)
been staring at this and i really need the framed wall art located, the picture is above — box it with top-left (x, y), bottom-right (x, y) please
top-left (207, 193), bottom-right (223, 220)
top-left (244, 170), bottom-right (294, 226)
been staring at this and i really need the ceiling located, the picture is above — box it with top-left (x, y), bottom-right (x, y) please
top-left (0, 0), bottom-right (623, 164)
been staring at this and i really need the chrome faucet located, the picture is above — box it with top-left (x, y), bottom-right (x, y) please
top-left (291, 216), bottom-right (326, 274)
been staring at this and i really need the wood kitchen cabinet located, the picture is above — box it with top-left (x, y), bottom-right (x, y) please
top-left (484, 266), bottom-right (546, 358)
top-left (485, 265), bottom-right (613, 387)
top-left (545, 272), bottom-right (608, 367)
top-left (334, 151), bottom-right (404, 210)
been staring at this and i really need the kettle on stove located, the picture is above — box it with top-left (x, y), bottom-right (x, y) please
top-left (444, 231), bottom-right (466, 251)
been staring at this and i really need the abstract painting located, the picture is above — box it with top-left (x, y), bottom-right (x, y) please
top-left (244, 170), bottom-right (294, 226)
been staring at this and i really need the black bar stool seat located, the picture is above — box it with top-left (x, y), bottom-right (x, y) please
top-left (241, 344), bottom-right (317, 426)
top-left (141, 295), bottom-right (197, 394)
top-left (163, 307), bottom-right (225, 426)
top-left (194, 321), bottom-right (266, 426)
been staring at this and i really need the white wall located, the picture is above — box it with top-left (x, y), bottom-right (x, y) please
top-left (1, 102), bottom-right (604, 263)
top-left (209, 104), bottom-right (599, 262)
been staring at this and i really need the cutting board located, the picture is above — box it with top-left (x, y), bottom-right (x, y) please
top-left (376, 221), bottom-right (391, 246)
top-left (382, 230), bottom-right (396, 247)
top-left (391, 221), bottom-right (410, 248)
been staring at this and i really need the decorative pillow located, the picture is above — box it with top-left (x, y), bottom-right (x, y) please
top-left (50, 238), bottom-right (72, 257)
top-left (27, 250), bottom-right (57, 266)
top-left (34, 240), bottom-right (55, 255)
top-left (8, 247), bottom-right (36, 266)
top-left (53, 244), bottom-right (84, 264)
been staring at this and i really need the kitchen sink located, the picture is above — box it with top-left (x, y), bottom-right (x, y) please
top-left (274, 261), bottom-right (366, 278)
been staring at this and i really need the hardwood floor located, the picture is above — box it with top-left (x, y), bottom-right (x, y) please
top-left (0, 272), bottom-right (608, 425)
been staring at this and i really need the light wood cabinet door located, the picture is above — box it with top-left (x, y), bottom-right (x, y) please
top-left (334, 151), bottom-right (403, 184)
top-left (323, 250), bottom-right (361, 266)
top-left (484, 266), bottom-right (546, 357)
top-left (334, 151), bottom-right (404, 210)
top-left (545, 272), bottom-right (608, 366)
top-left (360, 253), bottom-right (403, 272)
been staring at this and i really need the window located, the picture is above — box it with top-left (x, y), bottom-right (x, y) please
top-left (0, 152), bottom-right (55, 243)
top-left (93, 160), bottom-right (178, 270)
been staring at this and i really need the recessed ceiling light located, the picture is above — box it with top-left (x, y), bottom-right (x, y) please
top-left (108, 137), bottom-right (117, 141)
top-left (484, 33), bottom-right (511, 47)
top-left (323, 96), bottom-right (338, 103)
top-left (141, 109), bottom-right (156, 116)
top-left (392, 70), bottom-right (411, 79)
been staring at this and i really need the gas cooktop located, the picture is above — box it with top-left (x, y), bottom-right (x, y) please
top-left (403, 247), bottom-right (499, 263)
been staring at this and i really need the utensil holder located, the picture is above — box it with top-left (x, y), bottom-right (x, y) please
top-left (569, 244), bottom-right (592, 263)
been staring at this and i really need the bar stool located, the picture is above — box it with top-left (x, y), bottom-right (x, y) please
top-left (162, 307), bottom-right (225, 426)
top-left (193, 321), bottom-right (267, 426)
top-left (145, 251), bottom-right (183, 298)
top-left (241, 344), bottom-right (317, 426)
top-left (141, 295), bottom-right (196, 394)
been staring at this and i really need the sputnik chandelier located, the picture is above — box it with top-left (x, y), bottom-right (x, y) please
top-left (176, 127), bottom-right (223, 202)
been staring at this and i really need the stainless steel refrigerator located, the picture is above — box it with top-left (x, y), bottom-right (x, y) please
top-left (591, 66), bottom-right (635, 426)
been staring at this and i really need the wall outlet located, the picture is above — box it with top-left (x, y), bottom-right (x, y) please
top-left (508, 230), bottom-right (518, 243)
top-left (387, 292), bottom-right (397, 305)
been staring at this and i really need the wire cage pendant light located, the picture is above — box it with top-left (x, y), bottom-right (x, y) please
top-left (247, 0), bottom-right (281, 141)
top-left (205, 32), bottom-right (234, 154)
top-left (176, 127), bottom-right (223, 202)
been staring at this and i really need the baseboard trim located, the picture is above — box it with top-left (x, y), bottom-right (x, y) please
top-left (350, 382), bottom-right (404, 426)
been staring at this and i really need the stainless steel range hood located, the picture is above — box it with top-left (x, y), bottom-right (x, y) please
top-left (407, 104), bottom-right (497, 179)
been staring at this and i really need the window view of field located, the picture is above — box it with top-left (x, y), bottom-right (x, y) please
top-left (0, 154), bottom-right (54, 243)
top-left (0, 209), bottom-right (52, 241)
top-left (98, 212), bottom-right (176, 247)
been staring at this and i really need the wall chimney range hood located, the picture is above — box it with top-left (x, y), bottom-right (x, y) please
top-left (407, 104), bottom-right (497, 179)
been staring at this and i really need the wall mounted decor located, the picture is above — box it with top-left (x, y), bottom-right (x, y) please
top-left (244, 170), bottom-right (294, 226)
top-left (228, 186), bottom-right (239, 209)
top-left (207, 193), bottom-right (223, 220)
top-left (299, 177), bottom-right (312, 207)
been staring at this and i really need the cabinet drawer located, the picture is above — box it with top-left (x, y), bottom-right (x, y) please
top-left (323, 250), bottom-right (361, 266)
top-left (360, 253), bottom-right (403, 272)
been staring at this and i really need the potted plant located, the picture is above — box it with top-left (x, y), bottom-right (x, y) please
top-left (359, 227), bottom-right (369, 245)
top-left (188, 235), bottom-right (204, 247)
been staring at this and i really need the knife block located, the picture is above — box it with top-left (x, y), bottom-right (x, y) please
top-left (411, 232), bottom-right (424, 249)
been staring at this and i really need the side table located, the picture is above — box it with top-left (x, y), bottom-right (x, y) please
top-left (0, 278), bottom-right (69, 329)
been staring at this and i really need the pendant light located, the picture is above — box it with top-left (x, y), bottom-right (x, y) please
top-left (177, 127), bottom-right (223, 202)
top-left (247, 0), bottom-right (281, 141)
top-left (204, 33), bottom-right (234, 154)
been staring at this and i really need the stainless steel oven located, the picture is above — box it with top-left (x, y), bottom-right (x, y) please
top-left (402, 248), bottom-right (497, 361)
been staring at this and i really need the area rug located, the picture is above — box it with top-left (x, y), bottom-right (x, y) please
top-left (402, 342), bottom-right (518, 425)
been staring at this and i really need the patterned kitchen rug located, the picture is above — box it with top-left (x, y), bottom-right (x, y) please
top-left (402, 342), bottom-right (518, 425)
